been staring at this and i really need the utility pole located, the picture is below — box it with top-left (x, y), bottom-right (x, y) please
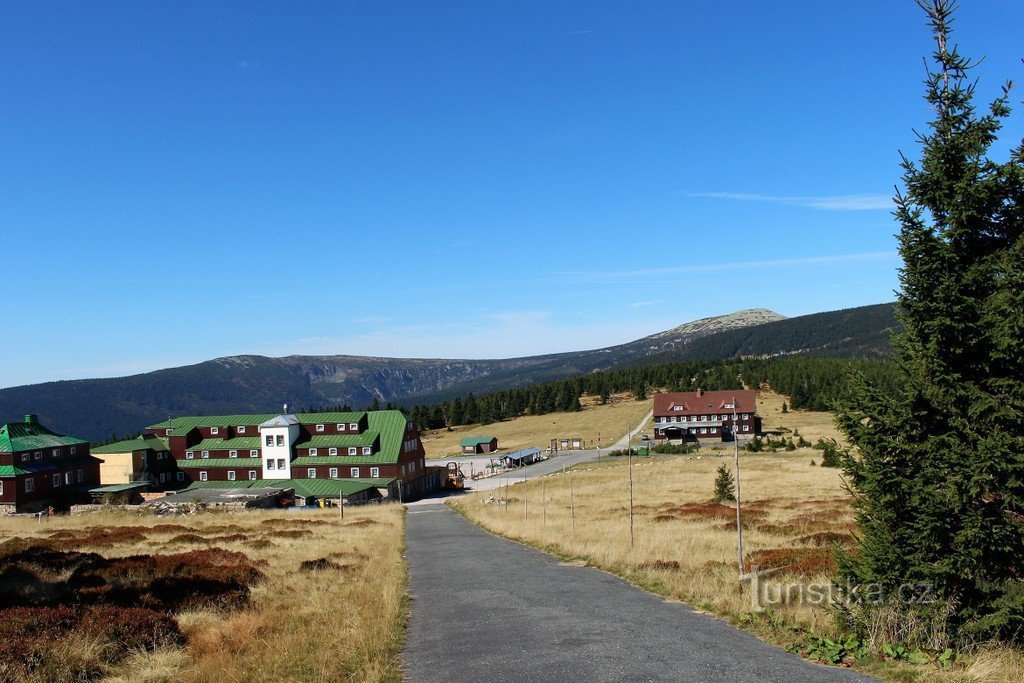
top-left (542, 479), bottom-right (547, 527)
top-left (628, 442), bottom-right (635, 549)
top-left (733, 396), bottom-right (745, 582)
top-left (523, 462), bottom-right (528, 520)
top-left (568, 462), bottom-right (575, 531)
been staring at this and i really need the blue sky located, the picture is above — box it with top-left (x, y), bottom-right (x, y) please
top-left (2, 1), bottom-right (1023, 388)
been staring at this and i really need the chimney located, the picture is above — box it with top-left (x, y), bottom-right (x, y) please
top-left (283, 403), bottom-right (288, 414)
top-left (24, 414), bottom-right (38, 424)
top-left (696, 388), bottom-right (703, 397)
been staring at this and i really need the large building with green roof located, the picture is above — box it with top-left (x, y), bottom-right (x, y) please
top-left (142, 409), bottom-right (438, 502)
top-left (0, 414), bottom-right (101, 513)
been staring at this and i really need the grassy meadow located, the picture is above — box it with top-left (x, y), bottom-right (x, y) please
top-left (452, 403), bottom-right (1023, 682)
top-left (421, 392), bottom-right (652, 459)
top-left (0, 504), bottom-right (406, 683)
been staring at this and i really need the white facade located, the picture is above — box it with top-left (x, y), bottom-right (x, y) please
top-left (259, 414), bottom-right (301, 480)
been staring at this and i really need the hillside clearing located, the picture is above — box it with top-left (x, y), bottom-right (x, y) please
top-left (421, 392), bottom-right (652, 459)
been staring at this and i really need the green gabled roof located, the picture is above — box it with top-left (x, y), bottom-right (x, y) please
top-left (2, 455), bottom-right (101, 475)
top-left (179, 477), bottom-right (395, 498)
top-left (0, 420), bottom-right (88, 454)
top-left (180, 480), bottom-right (266, 490)
top-left (185, 437), bottom-right (262, 453)
top-left (291, 454), bottom-right (390, 467)
top-left (287, 477), bottom-right (395, 498)
top-left (148, 411), bottom-right (367, 432)
top-left (177, 458), bottom-right (263, 469)
top-left (460, 435), bottom-right (496, 447)
top-left (89, 481), bottom-right (151, 494)
top-left (297, 432), bottom-right (379, 450)
top-left (148, 414), bottom-right (278, 431)
top-left (92, 435), bottom-right (169, 454)
top-left (0, 465), bottom-right (28, 477)
top-left (297, 411), bottom-right (367, 425)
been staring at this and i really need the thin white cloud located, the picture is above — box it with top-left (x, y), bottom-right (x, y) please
top-left (691, 192), bottom-right (892, 211)
top-left (557, 251), bottom-right (899, 284)
top-left (631, 300), bottom-right (661, 308)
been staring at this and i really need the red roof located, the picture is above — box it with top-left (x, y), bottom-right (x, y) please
top-left (653, 390), bottom-right (757, 417)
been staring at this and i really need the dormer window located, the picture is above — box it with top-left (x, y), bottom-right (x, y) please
top-left (362, 447), bottom-right (371, 455)
top-left (348, 447), bottom-right (357, 455)
top-left (21, 454), bottom-right (28, 463)
top-left (238, 426), bottom-right (246, 434)
top-left (71, 446), bottom-right (77, 455)
top-left (52, 449), bottom-right (60, 458)
top-left (724, 403), bottom-right (734, 409)
top-left (229, 450), bottom-right (238, 458)
top-left (211, 427), bottom-right (219, 435)
top-left (349, 422), bottom-right (357, 431)
top-left (329, 448), bottom-right (338, 456)
top-left (309, 448), bottom-right (318, 456)
top-left (201, 451), bottom-right (210, 458)
top-left (316, 424), bottom-right (325, 432)
top-left (337, 423), bottom-right (345, 431)
top-left (250, 449), bottom-right (259, 457)
top-left (34, 451), bottom-right (42, 460)
top-left (186, 451), bottom-right (194, 459)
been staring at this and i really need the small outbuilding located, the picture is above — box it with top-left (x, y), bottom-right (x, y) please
top-left (501, 447), bottom-right (541, 468)
top-left (460, 435), bottom-right (498, 455)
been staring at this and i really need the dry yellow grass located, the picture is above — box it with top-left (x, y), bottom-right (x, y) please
top-left (0, 504), bottom-right (407, 682)
top-left (452, 451), bottom-right (1022, 681)
top-left (756, 390), bottom-right (843, 444)
top-left (421, 392), bottom-right (652, 459)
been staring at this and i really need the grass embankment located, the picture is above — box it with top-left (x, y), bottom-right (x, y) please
top-left (421, 392), bottom-right (652, 459)
top-left (452, 408), bottom-right (1023, 681)
top-left (0, 505), bottom-right (407, 682)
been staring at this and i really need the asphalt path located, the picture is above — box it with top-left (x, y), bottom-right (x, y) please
top-left (402, 502), bottom-right (875, 682)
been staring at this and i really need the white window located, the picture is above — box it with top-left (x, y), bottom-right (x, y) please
top-left (34, 451), bottom-right (42, 460)
top-left (350, 467), bottom-right (360, 478)
top-left (329, 468), bottom-right (338, 478)
top-left (276, 435), bottom-right (284, 447)
top-left (308, 468), bottom-right (317, 478)
top-left (316, 424), bottom-right (325, 432)
top-left (228, 471), bottom-right (236, 481)
top-left (229, 450), bottom-right (238, 458)
top-left (158, 472), bottom-right (166, 483)
top-left (400, 465), bottom-right (406, 476)
top-left (76, 469), bottom-right (83, 483)
top-left (267, 459), bottom-right (276, 470)
top-left (362, 447), bottom-right (371, 455)
top-left (309, 448), bottom-right (318, 456)
top-left (276, 458), bottom-right (285, 469)
top-left (348, 422), bottom-right (357, 431)
top-left (337, 423), bottom-right (345, 431)
top-left (743, 414), bottom-right (750, 419)
top-left (21, 454), bottom-right (28, 462)
top-left (250, 449), bottom-right (259, 457)
top-left (52, 449), bottom-right (59, 458)
top-left (674, 406), bottom-right (682, 411)
top-left (156, 452), bottom-right (163, 460)
top-left (410, 461), bottom-right (416, 473)
top-left (743, 425), bottom-right (750, 432)
top-left (329, 448), bottom-right (338, 456)
top-left (53, 474), bottom-right (61, 487)
top-left (370, 467), bottom-right (379, 478)
top-left (201, 451), bottom-right (209, 458)
top-left (348, 447), bottom-right (357, 455)
top-left (200, 471), bottom-right (208, 481)
top-left (248, 470), bottom-right (257, 480)
top-left (238, 426), bottom-right (246, 434)
top-left (701, 428), bottom-right (707, 434)
top-left (71, 446), bottom-right (77, 455)
top-left (177, 472), bottom-right (185, 481)
top-left (265, 435), bottom-right (273, 447)
top-left (0, 481), bottom-right (3, 495)
top-left (25, 478), bottom-right (34, 493)
top-left (670, 416), bottom-right (677, 423)
top-left (211, 427), bottom-right (219, 435)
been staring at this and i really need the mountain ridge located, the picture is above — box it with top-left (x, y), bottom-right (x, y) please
top-left (0, 305), bottom-right (894, 441)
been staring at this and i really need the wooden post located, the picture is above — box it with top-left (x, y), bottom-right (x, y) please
top-left (524, 463), bottom-right (528, 520)
top-left (733, 396), bottom-right (746, 586)
top-left (569, 462), bottom-right (575, 531)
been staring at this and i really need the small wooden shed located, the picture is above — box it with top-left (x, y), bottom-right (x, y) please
top-left (460, 436), bottom-right (498, 455)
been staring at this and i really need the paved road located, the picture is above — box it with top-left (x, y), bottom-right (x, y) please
top-left (402, 502), bottom-right (874, 682)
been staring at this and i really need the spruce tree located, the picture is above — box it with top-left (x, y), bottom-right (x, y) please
top-left (836, 1), bottom-right (1024, 645)
top-left (712, 464), bottom-right (736, 503)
